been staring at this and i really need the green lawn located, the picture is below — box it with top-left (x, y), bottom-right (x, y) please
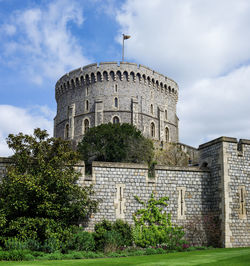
top-left (0, 248), bottom-right (249, 266)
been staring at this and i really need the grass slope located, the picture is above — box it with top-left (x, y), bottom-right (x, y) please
top-left (1, 248), bottom-right (250, 266)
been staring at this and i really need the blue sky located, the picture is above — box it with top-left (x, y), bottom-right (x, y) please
top-left (1, 0), bottom-right (250, 156)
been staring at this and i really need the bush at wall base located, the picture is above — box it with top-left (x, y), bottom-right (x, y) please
top-left (133, 193), bottom-right (185, 248)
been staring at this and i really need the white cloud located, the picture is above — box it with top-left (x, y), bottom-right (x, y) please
top-left (0, 105), bottom-right (54, 157)
top-left (2, 24), bottom-right (16, 35)
top-left (116, 0), bottom-right (250, 146)
top-left (116, 0), bottom-right (250, 83)
top-left (0, 0), bottom-right (90, 84)
top-left (179, 65), bottom-right (250, 147)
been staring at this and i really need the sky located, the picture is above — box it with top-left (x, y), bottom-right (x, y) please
top-left (0, 0), bottom-right (250, 156)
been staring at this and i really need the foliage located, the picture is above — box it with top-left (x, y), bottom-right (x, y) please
top-left (133, 193), bottom-right (185, 248)
top-left (94, 219), bottom-right (133, 252)
top-left (0, 128), bottom-right (98, 244)
top-left (66, 230), bottom-right (95, 251)
top-left (102, 230), bottom-right (123, 253)
top-left (78, 123), bottom-right (154, 168)
top-left (4, 238), bottom-right (28, 250)
top-left (112, 219), bottom-right (133, 247)
top-left (94, 220), bottom-right (112, 251)
top-left (154, 143), bottom-right (189, 166)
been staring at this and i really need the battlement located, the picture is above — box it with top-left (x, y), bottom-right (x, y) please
top-left (55, 62), bottom-right (178, 101)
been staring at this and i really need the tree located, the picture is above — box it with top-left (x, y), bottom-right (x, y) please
top-left (154, 143), bottom-right (189, 166)
top-left (78, 123), bottom-right (154, 168)
top-left (0, 128), bottom-right (98, 243)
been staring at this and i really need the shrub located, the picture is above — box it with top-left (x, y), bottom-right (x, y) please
top-left (133, 193), bottom-right (185, 248)
top-left (24, 253), bottom-right (35, 261)
top-left (163, 227), bottom-right (185, 250)
top-left (26, 239), bottom-right (41, 251)
top-left (67, 230), bottom-right (95, 251)
top-left (46, 251), bottom-right (64, 260)
top-left (103, 230), bottom-right (123, 253)
top-left (94, 220), bottom-right (112, 251)
top-left (145, 248), bottom-right (158, 255)
top-left (94, 219), bottom-right (133, 252)
top-left (4, 237), bottom-right (28, 250)
top-left (0, 250), bottom-right (28, 261)
top-left (82, 251), bottom-right (102, 259)
top-left (112, 219), bottom-right (133, 247)
top-left (42, 238), bottom-right (60, 253)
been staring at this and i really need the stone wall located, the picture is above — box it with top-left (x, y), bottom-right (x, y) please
top-left (0, 136), bottom-right (249, 247)
top-left (199, 137), bottom-right (250, 247)
top-left (76, 161), bottom-right (212, 245)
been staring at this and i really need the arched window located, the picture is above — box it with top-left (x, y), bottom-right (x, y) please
top-left (113, 116), bottom-right (120, 124)
top-left (165, 127), bottom-right (169, 142)
top-left (84, 119), bottom-right (89, 133)
top-left (65, 124), bottom-right (69, 139)
top-left (103, 71), bottom-right (108, 81)
top-left (114, 97), bottom-right (118, 108)
top-left (117, 71), bottom-right (122, 81)
top-left (85, 100), bottom-right (89, 111)
top-left (91, 73), bottom-right (95, 83)
top-left (151, 104), bottom-right (154, 115)
top-left (110, 71), bottom-right (115, 81)
top-left (123, 71), bottom-right (128, 81)
top-left (151, 122), bottom-right (155, 137)
top-left (97, 72), bottom-right (102, 82)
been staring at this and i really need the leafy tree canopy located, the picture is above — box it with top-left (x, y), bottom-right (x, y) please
top-left (78, 123), bottom-right (154, 166)
top-left (0, 128), bottom-right (98, 242)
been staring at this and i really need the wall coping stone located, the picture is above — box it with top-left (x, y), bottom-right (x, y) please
top-left (155, 165), bottom-right (210, 172)
top-left (198, 136), bottom-right (237, 150)
top-left (239, 139), bottom-right (250, 145)
top-left (178, 142), bottom-right (198, 150)
top-left (92, 161), bottom-right (148, 169)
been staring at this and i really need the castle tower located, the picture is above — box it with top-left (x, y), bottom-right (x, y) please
top-left (54, 62), bottom-right (179, 145)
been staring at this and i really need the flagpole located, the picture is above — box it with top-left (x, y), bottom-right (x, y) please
top-left (122, 34), bottom-right (131, 62)
top-left (122, 34), bottom-right (124, 61)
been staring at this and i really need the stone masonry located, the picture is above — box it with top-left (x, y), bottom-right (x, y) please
top-left (73, 136), bottom-right (249, 247)
top-left (54, 62), bottom-right (179, 145)
top-left (0, 139), bottom-right (249, 248)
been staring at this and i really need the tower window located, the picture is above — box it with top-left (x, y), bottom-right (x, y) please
top-left (165, 127), bottom-right (169, 142)
top-left (114, 84), bottom-right (118, 92)
top-left (84, 119), bottom-right (89, 133)
top-left (113, 116), bottom-right (120, 124)
top-left (85, 100), bottom-right (89, 111)
top-left (177, 187), bottom-right (186, 219)
top-left (150, 104), bottom-right (154, 115)
top-left (86, 87), bottom-right (89, 96)
top-left (65, 124), bottom-right (69, 139)
top-left (114, 97), bottom-right (118, 108)
top-left (165, 110), bottom-right (168, 120)
top-left (151, 122), bottom-right (155, 137)
top-left (239, 186), bottom-right (246, 219)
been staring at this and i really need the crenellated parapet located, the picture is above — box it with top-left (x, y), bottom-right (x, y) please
top-left (55, 62), bottom-right (178, 102)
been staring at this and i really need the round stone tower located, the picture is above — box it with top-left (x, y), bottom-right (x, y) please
top-left (54, 62), bottom-right (179, 145)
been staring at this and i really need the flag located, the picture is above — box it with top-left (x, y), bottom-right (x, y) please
top-left (123, 34), bottom-right (131, 40)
